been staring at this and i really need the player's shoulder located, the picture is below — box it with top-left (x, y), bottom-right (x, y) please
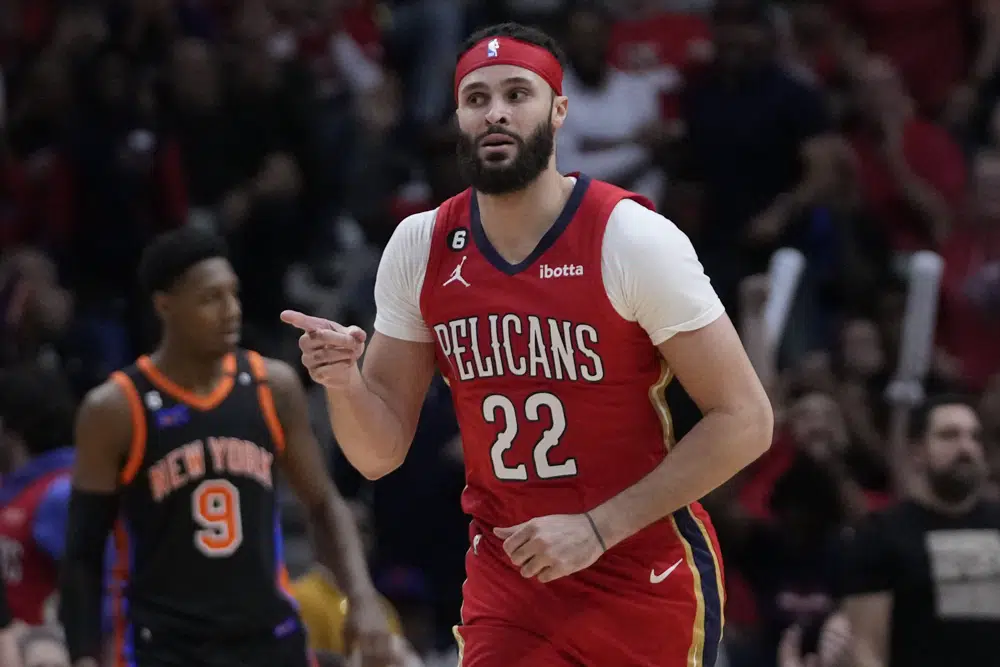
top-left (75, 373), bottom-right (139, 453)
top-left (393, 207), bottom-right (439, 239)
top-left (80, 373), bottom-right (136, 421)
top-left (393, 189), bottom-right (472, 246)
top-left (382, 208), bottom-right (439, 258)
top-left (603, 198), bottom-right (691, 254)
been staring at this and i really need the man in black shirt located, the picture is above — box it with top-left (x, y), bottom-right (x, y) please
top-left (840, 395), bottom-right (1000, 667)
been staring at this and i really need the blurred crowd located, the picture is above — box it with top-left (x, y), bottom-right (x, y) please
top-left (1, 0), bottom-right (1000, 666)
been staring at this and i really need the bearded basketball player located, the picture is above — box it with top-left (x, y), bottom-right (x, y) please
top-left (282, 22), bottom-right (773, 667)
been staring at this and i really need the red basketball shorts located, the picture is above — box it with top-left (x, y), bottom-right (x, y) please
top-left (454, 507), bottom-right (725, 667)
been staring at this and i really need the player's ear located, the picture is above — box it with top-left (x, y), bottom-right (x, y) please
top-left (551, 94), bottom-right (568, 130)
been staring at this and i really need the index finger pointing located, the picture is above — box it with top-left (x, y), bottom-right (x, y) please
top-left (300, 328), bottom-right (361, 350)
top-left (280, 309), bottom-right (338, 332)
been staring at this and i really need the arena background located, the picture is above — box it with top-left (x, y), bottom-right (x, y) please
top-left (1, 0), bottom-right (998, 666)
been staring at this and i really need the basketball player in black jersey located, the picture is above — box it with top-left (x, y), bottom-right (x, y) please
top-left (59, 228), bottom-right (394, 667)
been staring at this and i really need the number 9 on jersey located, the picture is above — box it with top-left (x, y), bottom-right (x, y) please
top-left (192, 479), bottom-right (243, 557)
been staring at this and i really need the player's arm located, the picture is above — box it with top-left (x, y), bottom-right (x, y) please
top-left (59, 380), bottom-right (132, 667)
top-left (265, 357), bottom-right (379, 602)
top-left (589, 203), bottom-right (774, 548)
top-left (590, 315), bottom-right (774, 546)
top-left (282, 212), bottom-right (438, 480)
top-left (327, 333), bottom-right (436, 480)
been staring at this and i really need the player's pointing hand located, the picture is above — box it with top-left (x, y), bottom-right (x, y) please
top-left (280, 310), bottom-right (367, 389)
top-left (493, 513), bottom-right (605, 583)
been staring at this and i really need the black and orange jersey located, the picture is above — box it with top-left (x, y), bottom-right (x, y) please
top-left (107, 349), bottom-right (299, 651)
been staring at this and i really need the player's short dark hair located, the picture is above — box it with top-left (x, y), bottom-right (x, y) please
top-left (0, 364), bottom-right (75, 456)
top-left (137, 226), bottom-right (229, 295)
top-left (908, 394), bottom-right (979, 443)
top-left (458, 22), bottom-right (567, 71)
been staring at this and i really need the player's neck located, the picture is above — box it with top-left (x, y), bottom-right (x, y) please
top-left (149, 342), bottom-right (229, 394)
top-left (475, 168), bottom-right (575, 264)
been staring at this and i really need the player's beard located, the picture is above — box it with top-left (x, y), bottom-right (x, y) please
top-left (456, 119), bottom-right (555, 195)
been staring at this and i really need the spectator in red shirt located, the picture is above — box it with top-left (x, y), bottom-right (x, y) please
top-left (848, 56), bottom-right (967, 252)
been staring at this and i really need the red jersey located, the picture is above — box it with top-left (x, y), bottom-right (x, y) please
top-left (0, 465), bottom-right (68, 624)
top-left (418, 175), bottom-right (716, 554)
top-left (380, 174), bottom-right (726, 666)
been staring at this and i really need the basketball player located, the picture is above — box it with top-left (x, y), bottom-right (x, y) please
top-left (282, 22), bottom-right (774, 667)
top-left (60, 228), bottom-right (394, 667)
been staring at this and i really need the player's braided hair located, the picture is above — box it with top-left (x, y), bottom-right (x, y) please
top-left (137, 226), bottom-right (229, 295)
top-left (458, 22), bottom-right (567, 71)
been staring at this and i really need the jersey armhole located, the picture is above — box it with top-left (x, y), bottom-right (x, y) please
top-left (418, 197), bottom-right (458, 318)
top-left (110, 371), bottom-right (147, 485)
top-left (245, 351), bottom-right (287, 455)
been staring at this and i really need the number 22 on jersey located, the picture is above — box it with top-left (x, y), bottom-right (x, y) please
top-left (192, 479), bottom-right (243, 557)
top-left (484, 392), bottom-right (578, 481)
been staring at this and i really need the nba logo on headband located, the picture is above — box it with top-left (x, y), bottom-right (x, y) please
top-left (455, 36), bottom-right (564, 99)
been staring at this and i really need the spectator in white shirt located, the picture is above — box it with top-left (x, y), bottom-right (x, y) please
top-left (555, 3), bottom-right (673, 204)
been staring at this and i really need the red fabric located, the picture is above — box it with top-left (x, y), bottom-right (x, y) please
top-left (850, 117), bottom-right (967, 252)
top-left (422, 177), bottom-right (723, 664)
top-left (938, 225), bottom-right (1000, 392)
top-left (459, 508), bottom-right (722, 666)
top-left (420, 178), bottom-right (671, 531)
top-left (738, 430), bottom-right (797, 520)
top-left (607, 12), bottom-right (711, 119)
top-left (455, 37), bottom-right (564, 99)
top-left (0, 469), bottom-right (70, 624)
top-left (608, 12), bottom-right (712, 74)
top-left (738, 429), bottom-right (896, 517)
top-left (724, 571), bottom-right (760, 626)
top-left (834, 0), bottom-right (974, 113)
top-left (339, 1), bottom-right (384, 63)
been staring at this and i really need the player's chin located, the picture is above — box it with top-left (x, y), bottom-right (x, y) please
top-left (218, 329), bottom-right (242, 349)
top-left (478, 145), bottom-right (517, 164)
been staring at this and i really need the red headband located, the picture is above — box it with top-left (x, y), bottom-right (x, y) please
top-left (454, 37), bottom-right (564, 101)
